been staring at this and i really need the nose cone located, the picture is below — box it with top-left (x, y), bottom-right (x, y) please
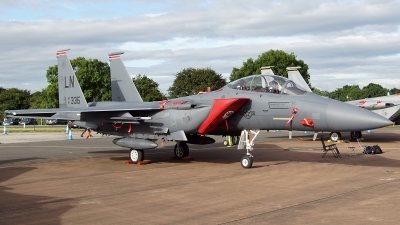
top-left (326, 100), bottom-right (392, 131)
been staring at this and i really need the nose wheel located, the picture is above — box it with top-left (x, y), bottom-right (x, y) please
top-left (238, 129), bottom-right (260, 169)
top-left (330, 132), bottom-right (341, 142)
top-left (241, 155), bottom-right (253, 168)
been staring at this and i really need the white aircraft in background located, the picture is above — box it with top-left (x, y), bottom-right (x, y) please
top-left (347, 93), bottom-right (400, 124)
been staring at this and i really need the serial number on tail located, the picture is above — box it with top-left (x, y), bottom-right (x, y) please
top-left (68, 96), bottom-right (81, 104)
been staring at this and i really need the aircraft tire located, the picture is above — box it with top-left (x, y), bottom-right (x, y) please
top-left (241, 156), bottom-right (253, 169)
top-left (330, 132), bottom-right (341, 142)
top-left (223, 140), bottom-right (228, 146)
top-left (174, 142), bottom-right (189, 159)
top-left (350, 131), bottom-right (362, 140)
top-left (129, 149), bottom-right (144, 163)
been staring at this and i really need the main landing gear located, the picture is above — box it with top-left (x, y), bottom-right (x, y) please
top-left (329, 131), bottom-right (362, 142)
top-left (129, 149), bottom-right (144, 164)
top-left (174, 141), bottom-right (189, 159)
top-left (223, 136), bottom-right (240, 146)
top-left (127, 141), bottom-right (190, 164)
top-left (238, 129), bottom-right (260, 169)
top-left (350, 131), bottom-right (362, 140)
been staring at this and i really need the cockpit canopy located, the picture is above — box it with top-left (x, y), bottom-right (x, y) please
top-left (226, 74), bottom-right (307, 95)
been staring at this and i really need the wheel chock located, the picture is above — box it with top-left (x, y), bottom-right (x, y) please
top-left (137, 161), bottom-right (149, 165)
top-left (125, 160), bottom-right (149, 165)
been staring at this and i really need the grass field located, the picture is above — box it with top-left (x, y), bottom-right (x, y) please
top-left (2, 125), bottom-right (83, 133)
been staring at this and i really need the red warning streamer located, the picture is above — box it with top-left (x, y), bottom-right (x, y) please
top-left (286, 108), bottom-right (298, 126)
top-left (300, 118), bottom-right (314, 127)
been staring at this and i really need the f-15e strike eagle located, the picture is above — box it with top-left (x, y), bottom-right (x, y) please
top-left (6, 50), bottom-right (392, 168)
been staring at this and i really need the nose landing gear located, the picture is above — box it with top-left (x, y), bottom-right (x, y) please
top-left (238, 129), bottom-right (260, 169)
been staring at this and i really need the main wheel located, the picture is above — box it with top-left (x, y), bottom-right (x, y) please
top-left (330, 132), bottom-right (341, 142)
top-left (350, 131), bottom-right (362, 140)
top-left (223, 140), bottom-right (228, 146)
top-left (241, 156), bottom-right (253, 169)
top-left (129, 149), bottom-right (144, 163)
top-left (174, 142), bottom-right (189, 159)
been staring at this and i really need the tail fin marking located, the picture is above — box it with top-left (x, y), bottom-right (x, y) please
top-left (57, 49), bottom-right (88, 108)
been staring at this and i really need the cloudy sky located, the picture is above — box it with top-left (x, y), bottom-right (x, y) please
top-left (1, 0), bottom-right (399, 94)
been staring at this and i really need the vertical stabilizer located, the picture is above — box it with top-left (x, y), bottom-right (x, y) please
top-left (109, 52), bottom-right (143, 102)
top-left (57, 49), bottom-right (88, 108)
top-left (287, 67), bottom-right (312, 92)
top-left (260, 66), bottom-right (275, 75)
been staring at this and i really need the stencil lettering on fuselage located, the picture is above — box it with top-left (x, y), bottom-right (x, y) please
top-left (269, 102), bottom-right (289, 109)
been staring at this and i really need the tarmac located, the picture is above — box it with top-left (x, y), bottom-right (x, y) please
top-left (0, 129), bottom-right (400, 224)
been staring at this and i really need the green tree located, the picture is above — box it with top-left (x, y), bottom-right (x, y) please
top-left (168, 68), bottom-right (227, 98)
top-left (132, 74), bottom-right (166, 101)
top-left (230, 49), bottom-right (311, 87)
top-left (329, 85), bottom-right (363, 101)
top-left (389, 88), bottom-right (400, 95)
top-left (346, 85), bottom-right (364, 100)
top-left (0, 88), bottom-right (31, 121)
top-left (311, 87), bottom-right (330, 97)
top-left (41, 57), bottom-right (111, 108)
top-left (40, 82), bottom-right (58, 108)
top-left (361, 83), bottom-right (388, 99)
top-left (29, 91), bottom-right (45, 109)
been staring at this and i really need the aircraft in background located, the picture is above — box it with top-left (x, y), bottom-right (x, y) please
top-left (347, 93), bottom-right (400, 110)
top-left (6, 50), bottom-right (392, 168)
top-left (347, 94), bottom-right (400, 124)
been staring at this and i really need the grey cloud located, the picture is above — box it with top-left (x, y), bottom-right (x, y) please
top-left (1, 1), bottom-right (399, 46)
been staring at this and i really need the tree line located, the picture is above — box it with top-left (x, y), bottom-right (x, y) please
top-left (313, 84), bottom-right (400, 101)
top-left (1, 49), bottom-right (399, 121)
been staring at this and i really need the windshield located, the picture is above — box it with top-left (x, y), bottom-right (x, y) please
top-left (226, 74), bottom-right (306, 95)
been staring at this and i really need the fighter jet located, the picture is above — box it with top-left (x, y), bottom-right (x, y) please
top-left (6, 50), bottom-right (393, 168)
top-left (347, 93), bottom-right (400, 110)
top-left (347, 94), bottom-right (400, 123)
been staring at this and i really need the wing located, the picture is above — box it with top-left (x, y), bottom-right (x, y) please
top-left (6, 102), bottom-right (162, 118)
